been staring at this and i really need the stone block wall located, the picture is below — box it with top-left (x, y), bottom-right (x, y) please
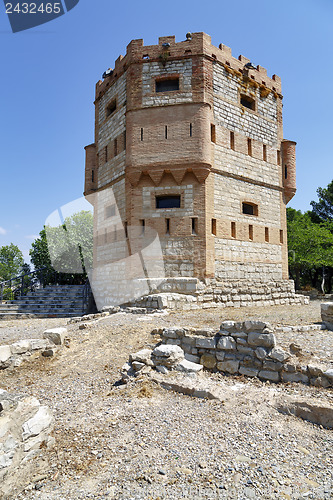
top-left (159, 321), bottom-right (332, 387)
top-left (128, 278), bottom-right (308, 310)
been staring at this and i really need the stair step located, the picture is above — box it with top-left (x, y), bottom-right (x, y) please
top-left (0, 285), bottom-right (86, 320)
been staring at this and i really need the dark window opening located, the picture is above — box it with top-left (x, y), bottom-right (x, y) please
top-left (240, 94), bottom-right (255, 111)
top-left (165, 125), bottom-right (168, 139)
top-left (140, 219), bottom-right (145, 235)
top-left (277, 150), bottom-right (281, 165)
top-left (166, 218), bottom-right (170, 235)
top-left (231, 221), bottom-right (236, 238)
top-left (105, 204), bottom-right (116, 218)
top-left (106, 99), bottom-right (116, 117)
top-left (230, 131), bottom-right (235, 150)
top-left (123, 131), bottom-right (126, 150)
top-left (192, 218), bottom-right (197, 235)
top-left (156, 78), bottom-right (179, 93)
top-left (156, 195), bottom-right (181, 209)
top-left (124, 221), bottom-right (128, 239)
top-left (211, 218), bottom-right (217, 236)
top-left (265, 227), bottom-right (269, 242)
top-left (190, 123), bottom-right (193, 137)
top-left (242, 202), bottom-right (258, 216)
top-left (141, 128), bottom-right (144, 141)
top-left (249, 225), bottom-right (253, 240)
top-left (105, 145), bottom-right (108, 163)
top-left (91, 170), bottom-right (95, 183)
top-left (284, 165), bottom-right (288, 179)
top-left (263, 144), bottom-right (267, 161)
top-left (211, 124), bottom-right (216, 143)
top-left (247, 138), bottom-right (252, 156)
top-left (280, 230), bottom-right (284, 244)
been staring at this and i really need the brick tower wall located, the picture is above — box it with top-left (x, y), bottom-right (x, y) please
top-left (84, 33), bottom-right (299, 308)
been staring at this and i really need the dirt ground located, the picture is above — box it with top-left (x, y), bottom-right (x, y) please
top-left (1, 301), bottom-right (332, 499)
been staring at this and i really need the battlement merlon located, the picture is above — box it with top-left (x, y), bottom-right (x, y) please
top-left (95, 32), bottom-right (282, 101)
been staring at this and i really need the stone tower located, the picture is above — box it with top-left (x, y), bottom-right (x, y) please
top-left (84, 33), bottom-right (305, 308)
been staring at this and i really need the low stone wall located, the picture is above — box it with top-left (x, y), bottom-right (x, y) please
top-left (0, 390), bottom-right (54, 498)
top-left (157, 321), bottom-right (332, 388)
top-left (0, 328), bottom-right (67, 370)
top-left (127, 279), bottom-right (309, 311)
top-left (321, 302), bottom-right (333, 330)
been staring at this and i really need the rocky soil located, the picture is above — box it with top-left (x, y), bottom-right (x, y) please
top-left (0, 300), bottom-right (332, 499)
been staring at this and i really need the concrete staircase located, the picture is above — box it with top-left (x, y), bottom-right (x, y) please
top-left (0, 285), bottom-right (85, 320)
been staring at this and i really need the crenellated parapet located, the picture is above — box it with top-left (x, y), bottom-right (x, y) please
top-left (95, 32), bottom-right (282, 102)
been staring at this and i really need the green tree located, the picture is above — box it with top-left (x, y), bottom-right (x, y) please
top-left (287, 208), bottom-right (333, 291)
top-left (310, 179), bottom-right (333, 221)
top-left (0, 244), bottom-right (24, 281)
top-left (30, 210), bottom-right (93, 284)
top-left (45, 210), bottom-right (93, 275)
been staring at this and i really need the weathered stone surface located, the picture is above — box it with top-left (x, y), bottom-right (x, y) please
top-left (247, 332), bottom-right (276, 348)
top-left (43, 327), bottom-right (67, 345)
top-left (269, 347), bottom-right (290, 363)
top-left (244, 320), bottom-right (267, 332)
top-left (307, 364), bottom-right (325, 377)
top-left (321, 302), bottom-right (333, 330)
top-left (239, 366), bottom-right (259, 377)
top-left (30, 339), bottom-right (50, 351)
top-left (22, 406), bottom-right (53, 441)
top-left (263, 360), bottom-right (283, 372)
top-left (277, 400), bottom-right (333, 429)
top-left (129, 349), bottom-right (153, 366)
top-left (200, 354), bottom-right (216, 369)
top-left (10, 340), bottom-right (31, 355)
top-left (156, 365), bottom-right (169, 374)
top-left (152, 344), bottom-right (184, 367)
top-left (132, 361), bottom-right (146, 372)
top-left (258, 370), bottom-right (280, 382)
top-left (219, 321), bottom-right (235, 331)
top-left (255, 347), bottom-right (267, 360)
top-left (163, 328), bottom-right (186, 339)
top-left (0, 346), bottom-right (12, 367)
top-left (217, 360), bottom-right (239, 374)
top-left (323, 368), bottom-right (333, 380)
top-left (184, 353), bottom-right (200, 364)
top-left (175, 359), bottom-right (203, 373)
top-left (195, 337), bottom-right (216, 349)
top-left (217, 336), bottom-right (236, 351)
top-left (281, 371), bottom-right (309, 384)
top-left (0, 393), bottom-right (54, 498)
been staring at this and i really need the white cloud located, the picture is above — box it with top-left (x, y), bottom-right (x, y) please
top-left (0, 227), bottom-right (7, 235)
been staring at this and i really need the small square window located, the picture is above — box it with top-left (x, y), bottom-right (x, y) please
top-left (156, 195), bottom-right (181, 209)
top-left (242, 202), bottom-right (258, 216)
top-left (106, 99), bottom-right (116, 117)
top-left (156, 78), bottom-right (179, 93)
top-left (240, 94), bottom-right (255, 111)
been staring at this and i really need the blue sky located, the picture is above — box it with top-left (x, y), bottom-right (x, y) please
top-left (0, 0), bottom-right (332, 262)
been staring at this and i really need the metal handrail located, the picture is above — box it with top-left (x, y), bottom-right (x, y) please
top-left (0, 266), bottom-right (48, 302)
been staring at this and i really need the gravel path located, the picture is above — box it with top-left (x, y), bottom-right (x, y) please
top-left (0, 301), bottom-right (332, 499)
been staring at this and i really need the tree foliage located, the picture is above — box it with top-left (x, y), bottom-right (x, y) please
top-left (287, 179), bottom-right (333, 292)
top-left (310, 180), bottom-right (333, 221)
top-left (29, 210), bottom-right (93, 284)
top-left (0, 244), bottom-right (24, 281)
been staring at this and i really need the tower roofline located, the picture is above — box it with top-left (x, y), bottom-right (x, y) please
top-left (95, 32), bottom-right (282, 102)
